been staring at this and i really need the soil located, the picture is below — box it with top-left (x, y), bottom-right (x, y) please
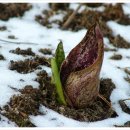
top-left (84, 3), bottom-right (103, 7)
top-left (8, 35), bottom-right (17, 39)
top-left (119, 100), bottom-right (130, 114)
top-left (0, 26), bottom-right (7, 31)
top-left (9, 56), bottom-right (50, 74)
top-left (109, 35), bottom-right (130, 49)
top-left (122, 121), bottom-right (130, 127)
top-left (3, 55), bottom-right (118, 125)
top-left (0, 4), bottom-right (32, 20)
top-left (124, 76), bottom-right (130, 83)
top-left (49, 3), bottom-right (69, 11)
top-left (0, 54), bottom-right (5, 60)
top-left (104, 47), bottom-right (117, 52)
top-left (110, 54), bottom-right (122, 60)
top-left (39, 48), bottom-right (52, 55)
top-left (1, 3), bottom-right (130, 127)
top-left (10, 48), bottom-right (35, 56)
top-left (124, 68), bottom-right (130, 75)
top-left (35, 3), bottom-right (130, 49)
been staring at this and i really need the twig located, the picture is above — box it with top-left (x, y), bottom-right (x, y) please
top-left (0, 38), bottom-right (38, 45)
top-left (98, 94), bottom-right (111, 108)
top-left (62, 4), bottom-right (82, 30)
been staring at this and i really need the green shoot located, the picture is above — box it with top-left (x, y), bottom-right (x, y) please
top-left (51, 41), bottom-right (67, 105)
top-left (55, 41), bottom-right (65, 71)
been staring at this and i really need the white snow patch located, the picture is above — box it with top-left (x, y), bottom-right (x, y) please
top-left (122, 3), bottom-right (130, 16)
top-left (107, 21), bottom-right (130, 42)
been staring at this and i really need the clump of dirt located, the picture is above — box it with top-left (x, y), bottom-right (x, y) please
top-left (122, 121), bottom-right (130, 127)
top-left (104, 47), bottom-right (117, 52)
top-left (10, 48), bottom-right (35, 56)
top-left (62, 9), bottom-right (100, 31)
top-left (99, 78), bottom-right (116, 101)
top-left (0, 26), bottom-right (7, 31)
top-left (3, 85), bottom-right (42, 127)
top-left (2, 70), bottom-right (55, 127)
top-left (110, 35), bottom-right (130, 49)
top-left (39, 48), bottom-right (52, 55)
top-left (0, 4), bottom-right (32, 20)
top-left (124, 76), bottom-right (130, 83)
top-left (102, 4), bottom-right (130, 25)
top-left (84, 3), bottom-right (103, 7)
top-left (124, 68), bottom-right (130, 75)
top-left (8, 35), bottom-right (17, 39)
top-left (119, 100), bottom-right (130, 114)
top-left (0, 54), bottom-right (5, 60)
top-left (35, 5), bottom-right (112, 37)
top-left (42, 78), bottom-right (117, 122)
top-left (110, 54), bottom-right (122, 60)
top-left (49, 3), bottom-right (69, 11)
top-left (2, 64), bottom-right (117, 126)
top-left (9, 56), bottom-right (50, 73)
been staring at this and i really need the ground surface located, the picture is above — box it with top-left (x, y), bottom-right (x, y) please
top-left (0, 3), bottom-right (130, 127)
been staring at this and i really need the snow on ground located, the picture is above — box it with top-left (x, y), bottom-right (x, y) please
top-left (0, 3), bottom-right (130, 127)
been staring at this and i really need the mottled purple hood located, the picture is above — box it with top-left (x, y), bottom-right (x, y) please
top-left (60, 23), bottom-right (104, 108)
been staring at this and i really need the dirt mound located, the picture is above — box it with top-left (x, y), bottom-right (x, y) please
top-left (2, 70), bottom-right (54, 127)
top-left (109, 35), bottom-right (130, 49)
top-left (35, 3), bottom-right (130, 49)
top-left (10, 48), bottom-right (35, 56)
top-left (9, 56), bottom-right (50, 73)
top-left (0, 4), bottom-right (31, 20)
top-left (3, 85), bottom-right (42, 127)
top-left (39, 48), bottom-right (52, 55)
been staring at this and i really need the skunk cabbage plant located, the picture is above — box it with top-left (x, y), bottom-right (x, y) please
top-left (60, 23), bottom-right (104, 108)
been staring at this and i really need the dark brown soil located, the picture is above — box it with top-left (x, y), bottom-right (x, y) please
top-left (124, 68), bottom-right (130, 75)
top-left (10, 48), bottom-right (35, 56)
top-left (84, 3), bottom-right (103, 7)
top-left (104, 47), bottom-right (117, 52)
top-left (2, 70), bottom-right (55, 127)
top-left (42, 78), bottom-right (117, 122)
top-left (109, 35), bottom-right (130, 49)
top-left (119, 100), bottom-right (130, 114)
top-left (122, 121), bottom-right (130, 127)
top-left (39, 48), bottom-right (52, 55)
top-left (0, 26), bottom-right (7, 31)
top-left (49, 3), bottom-right (69, 11)
top-left (35, 3), bottom-right (130, 49)
top-left (110, 54), bottom-right (122, 60)
top-left (3, 85), bottom-right (42, 127)
top-left (0, 54), bottom-right (5, 60)
top-left (124, 76), bottom-right (130, 83)
top-left (99, 78), bottom-right (116, 101)
top-left (8, 35), bottom-right (17, 39)
top-left (0, 4), bottom-right (32, 21)
top-left (102, 4), bottom-right (130, 25)
top-left (9, 56), bottom-right (50, 74)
